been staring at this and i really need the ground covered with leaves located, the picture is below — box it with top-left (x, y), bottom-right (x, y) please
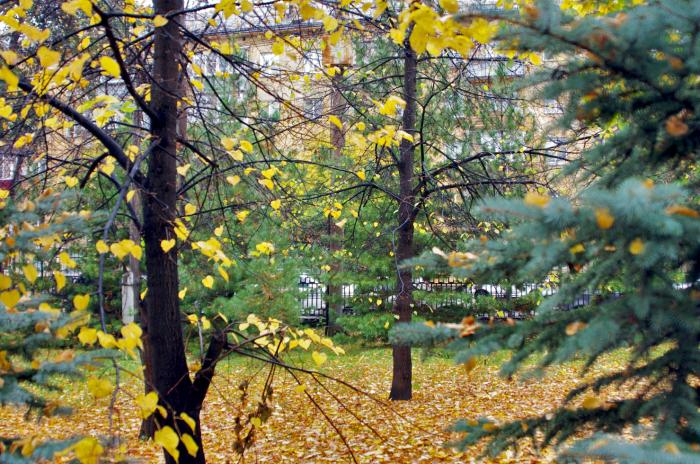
top-left (0, 347), bottom-right (627, 463)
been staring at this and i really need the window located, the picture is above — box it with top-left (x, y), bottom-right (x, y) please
top-left (302, 50), bottom-right (322, 75)
top-left (304, 98), bottom-right (323, 119)
top-left (234, 76), bottom-right (249, 102)
top-left (259, 52), bottom-right (278, 75)
top-left (545, 137), bottom-right (569, 167)
top-left (0, 155), bottom-right (15, 181)
top-left (543, 99), bottom-right (564, 115)
top-left (261, 100), bottom-right (280, 121)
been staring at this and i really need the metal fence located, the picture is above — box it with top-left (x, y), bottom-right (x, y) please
top-left (297, 276), bottom-right (563, 326)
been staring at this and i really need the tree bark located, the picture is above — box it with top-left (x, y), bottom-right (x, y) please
top-left (144, 0), bottom-right (207, 462)
top-left (389, 43), bottom-right (417, 401)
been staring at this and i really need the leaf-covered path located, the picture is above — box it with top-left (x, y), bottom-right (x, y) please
top-left (0, 348), bottom-right (625, 463)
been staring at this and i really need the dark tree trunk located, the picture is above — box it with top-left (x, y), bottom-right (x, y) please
top-left (143, 0), bottom-right (207, 462)
top-left (389, 44), bottom-right (417, 401)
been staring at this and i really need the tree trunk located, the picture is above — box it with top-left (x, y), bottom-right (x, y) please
top-left (144, 0), bottom-right (206, 462)
top-left (389, 44), bottom-right (417, 401)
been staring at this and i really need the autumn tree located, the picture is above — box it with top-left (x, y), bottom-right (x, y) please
top-left (0, 0), bottom-right (354, 462)
top-left (287, 1), bottom-right (567, 400)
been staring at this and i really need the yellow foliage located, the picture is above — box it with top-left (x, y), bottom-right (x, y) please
top-left (99, 56), bottom-right (120, 78)
top-left (153, 15), bottom-right (168, 27)
top-left (154, 426), bottom-right (180, 462)
top-left (87, 377), bottom-right (113, 399)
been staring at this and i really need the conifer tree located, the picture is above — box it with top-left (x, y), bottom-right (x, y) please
top-left (0, 191), bottom-right (105, 462)
top-left (394, 0), bottom-right (700, 461)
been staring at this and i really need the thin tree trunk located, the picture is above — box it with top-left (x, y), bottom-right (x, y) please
top-left (145, 1), bottom-right (206, 462)
top-left (389, 43), bottom-right (417, 401)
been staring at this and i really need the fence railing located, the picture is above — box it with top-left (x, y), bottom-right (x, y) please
top-left (298, 277), bottom-right (563, 326)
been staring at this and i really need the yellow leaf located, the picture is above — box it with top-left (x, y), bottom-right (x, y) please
top-left (271, 39), bottom-right (285, 56)
top-left (666, 205), bottom-right (699, 218)
top-left (524, 191), bottom-right (550, 208)
top-left (87, 376), bottom-right (113, 399)
top-left (154, 426), bottom-right (180, 462)
top-left (356, 171), bottom-right (366, 181)
top-left (61, 0), bottom-right (92, 17)
top-left (259, 178), bottom-right (274, 190)
top-left (22, 264), bottom-right (38, 283)
top-left (240, 0), bottom-right (253, 12)
top-left (250, 417), bottom-right (262, 427)
top-left (663, 442), bottom-right (680, 454)
top-left (153, 15), bottom-right (168, 27)
top-left (239, 140), bottom-right (253, 153)
top-left (95, 240), bottom-right (109, 254)
top-left (53, 271), bottom-right (66, 291)
top-left (228, 149), bottom-right (244, 161)
top-left (218, 266), bottom-right (229, 282)
top-left (389, 29), bottom-right (405, 45)
top-left (180, 412), bottom-right (197, 432)
top-left (294, 384), bottom-right (306, 394)
top-left (121, 322), bottom-right (142, 346)
top-left (59, 251), bottom-right (76, 268)
top-left (184, 203), bottom-right (197, 215)
top-left (136, 392), bottom-right (159, 419)
top-left (439, 0), bottom-right (458, 13)
top-left (464, 356), bottom-right (478, 374)
top-left (13, 134), bottom-right (33, 149)
top-left (214, 225), bottom-right (224, 237)
top-left (595, 208), bottom-right (614, 229)
top-left (178, 287), bottom-right (188, 299)
top-left (226, 175), bottom-right (240, 186)
top-left (78, 327), bottom-right (97, 345)
top-left (0, 66), bottom-right (18, 91)
top-left (99, 56), bottom-right (120, 78)
top-left (0, 275), bottom-right (10, 290)
top-left (72, 437), bottom-right (103, 464)
top-left (581, 395), bottom-right (603, 409)
top-left (323, 15), bottom-right (339, 32)
top-left (329, 115), bottom-right (342, 129)
top-left (221, 137), bottom-right (235, 151)
top-left (37, 46), bottom-right (60, 69)
top-left (378, 95), bottom-right (406, 116)
top-left (0, 290), bottom-right (21, 309)
top-left (130, 244), bottom-right (142, 260)
top-left (666, 114), bottom-right (688, 137)
top-left (0, 51), bottom-right (18, 65)
top-left (181, 433), bottom-right (199, 457)
top-left (629, 238), bottom-right (645, 255)
top-left (177, 164), bottom-right (190, 176)
top-left (97, 331), bottom-right (117, 348)
top-left (312, 351), bottom-right (327, 366)
top-left (236, 210), bottom-right (250, 222)
top-left (566, 321), bottom-right (587, 336)
top-left (161, 239), bottom-right (176, 253)
top-left (261, 167), bottom-right (276, 179)
top-left (529, 53), bottom-right (542, 66)
top-left (110, 242), bottom-right (128, 259)
top-left (202, 275), bottom-right (214, 289)
top-left (569, 243), bottom-right (585, 254)
top-left (73, 294), bottom-right (90, 311)
top-left (270, 199), bottom-right (281, 210)
top-left (65, 176), bottom-right (79, 188)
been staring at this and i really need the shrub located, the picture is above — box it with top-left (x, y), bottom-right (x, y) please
top-left (336, 313), bottom-right (396, 344)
